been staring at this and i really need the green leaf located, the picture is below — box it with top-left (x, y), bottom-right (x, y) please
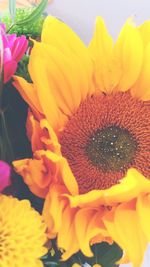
top-left (15, 0), bottom-right (48, 26)
top-left (92, 242), bottom-right (123, 267)
top-left (41, 242), bottom-right (123, 267)
top-left (9, 0), bottom-right (16, 22)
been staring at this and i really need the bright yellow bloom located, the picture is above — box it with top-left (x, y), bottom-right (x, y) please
top-left (13, 16), bottom-right (150, 267)
top-left (0, 194), bottom-right (47, 267)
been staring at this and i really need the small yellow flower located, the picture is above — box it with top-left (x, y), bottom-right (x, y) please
top-left (0, 194), bottom-right (47, 267)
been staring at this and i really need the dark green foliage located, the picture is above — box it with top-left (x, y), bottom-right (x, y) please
top-left (41, 242), bottom-right (123, 267)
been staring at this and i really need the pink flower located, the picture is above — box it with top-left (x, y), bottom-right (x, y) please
top-left (0, 23), bottom-right (28, 83)
top-left (0, 161), bottom-right (11, 191)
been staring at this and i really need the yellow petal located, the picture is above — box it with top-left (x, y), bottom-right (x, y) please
top-left (75, 207), bottom-right (108, 257)
top-left (102, 169), bottom-right (150, 205)
top-left (114, 19), bottom-right (143, 91)
top-left (42, 16), bottom-right (94, 97)
top-left (65, 169), bottom-right (150, 208)
top-left (43, 184), bottom-right (68, 238)
top-left (139, 20), bottom-right (150, 46)
top-left (40, 119), bottom-right (61, 154)
top-left (57, 205), bottom-right (79, 260)
top-left (89, 17), bottom-right (115, 93)
top-left (13, 156), bottom-right (51, 198)
top-left (39, 150), bottom-right (79, 195)
top-left (29, 41), bottom-right (93, 130)
top-left (14, 146), bottom-right (78, 197)
top-left (13, 76), bottom-right (42, 118)
top-left (131, 42), bottom-right (150, 100)
top-left (42, 16), bottom-right (92, 68)
top-left (103, 201), bottom-right (147, 267)
top-left (26, 113), bottom-right (61, 154)
top-left (29, 43), bottom-right (67, 130)
top-left (58, 157), bottom-right (79, 195)
top-left (26, 111), bottom-right (44, 152)
top-left (75, 208), bottom-right (97, 257)
top-left (137, 194), bottom-right (150, 241)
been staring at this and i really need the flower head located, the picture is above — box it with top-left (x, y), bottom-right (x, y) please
top-left (13, 16), bottom-right (150, 267)
top-left (0, 194), bottom-right (47, 267)
top-left (0, 23), bottom-right (28, 83)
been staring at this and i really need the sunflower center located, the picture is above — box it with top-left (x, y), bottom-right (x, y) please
top-left (59, 91), bottom-right (150, 193)
top-left (85, 126), bottom-right (137, 172)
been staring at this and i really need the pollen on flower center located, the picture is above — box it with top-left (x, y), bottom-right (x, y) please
top-left (59, 91), bottom-right (150, 194)
top-left (85, 125), bottom-right (137, 172)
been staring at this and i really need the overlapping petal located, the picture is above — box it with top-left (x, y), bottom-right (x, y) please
top-left (89, 17), bottom-right (114, 92)
top-left (74, 207), bottom-right (110, 257)
top-left (103, 201), bottom-right (147, 267)
top-left (89, 17), bottom-right (144, 94)
top-left (137, 194), bottom-right (150, 242)
top-left (29, 39), bottom-right (94, 129)
top-left (13, 76), bottom-right (43, 119)
top-left (57, 205), bottom-right (79, 260)
top-left (113, 18), bottom-right (143, 91)
top-left (64, 169), bottom-right (150, 208)
top-left (43, 184), bottom-right (68, 238)
top-left (131, 42), bottom-right (150, 100)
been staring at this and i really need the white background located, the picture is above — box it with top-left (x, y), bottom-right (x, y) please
top-left (47, 1), bottom-right (150, 266)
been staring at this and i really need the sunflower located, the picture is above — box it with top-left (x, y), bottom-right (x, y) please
top-left (13, 16), bottom-right (150, 267)
top-left (0, 194), bottom-right (47, 267)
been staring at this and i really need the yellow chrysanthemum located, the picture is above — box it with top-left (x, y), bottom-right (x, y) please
top-left (0, 194), bottom-right (47, 267)
top-left (13, 16), bottom-right (150, 267)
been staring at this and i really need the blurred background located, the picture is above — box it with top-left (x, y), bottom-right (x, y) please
top-left (47, 1), bottom-right (150, 267)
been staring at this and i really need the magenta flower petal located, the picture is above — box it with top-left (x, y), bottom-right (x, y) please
top-left (4, 47), bottom-right (12, 63)
top-left (11, 35), bottom-right (28, 62)
top-left (0, 23), bottom-right (28, 83)
top-left (0, 23), bottom-right (6, 32)
top-left (4, 60), bottom-right (17, 83)
top-left (7, 34), bottom-right (17, 49)
top-left (0, 161), bottom-right (11, 192)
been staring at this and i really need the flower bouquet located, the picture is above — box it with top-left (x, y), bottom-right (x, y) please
top-left (0, 1), bottom-right (150, 267)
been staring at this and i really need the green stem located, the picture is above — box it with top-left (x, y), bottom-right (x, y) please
top-left (6, 23), bottom-right (15, 33)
